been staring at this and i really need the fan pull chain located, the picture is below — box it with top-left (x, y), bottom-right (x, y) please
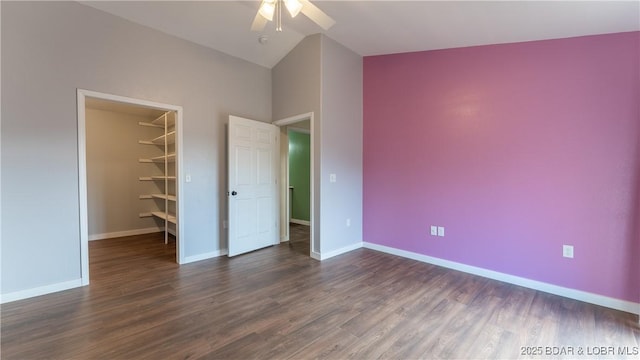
top-left (276, 0), bottom-right (283, 32)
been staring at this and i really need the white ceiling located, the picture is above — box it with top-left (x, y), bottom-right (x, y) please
top-left (81, 1), bottom-right (640, 69)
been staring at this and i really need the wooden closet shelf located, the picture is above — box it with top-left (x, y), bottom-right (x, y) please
top-left (152, 176), bottom-right (177, 181)
top-left (139, 153), bottom-right (176, 163)
top-left (138, 111), bottom-right (177, 244)
top-left (151, 193), bottom-right (177, 202)
top-left (139, 176), bottom-right (176, 181)
top-left (151, 211), bottom-right (177, 224)
top-left (139, 131), bottom-right (176, 146)
top-left (138, 121), bottom-right (164, 129)
top-left (139, 194), bottom-right (177, 201)
top-left (152, 113), bottom-right (175, 127)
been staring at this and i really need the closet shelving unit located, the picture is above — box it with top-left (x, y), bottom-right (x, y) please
top-left (138, 112), bottom-right (177, 244)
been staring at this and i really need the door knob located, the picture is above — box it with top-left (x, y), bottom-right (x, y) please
top-left (231, 191), bottom-right (238, 196)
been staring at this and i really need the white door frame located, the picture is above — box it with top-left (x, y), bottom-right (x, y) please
top-left (77, 89), bottom-right (185, 285)
top-left (273, 112), bottom-right (315, 258)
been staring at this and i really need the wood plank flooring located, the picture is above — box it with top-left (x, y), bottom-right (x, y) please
top-left (2, 232), bottom-right (639, 359)
top-left (288, 223), bottom-right (310, 256)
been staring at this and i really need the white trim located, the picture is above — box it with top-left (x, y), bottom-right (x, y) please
top-left (287, 126), bottom-right (310, 134)
top-left (273, 112), bottom-right (314, 127)
top-left (364, 242), bottom-right (640, 315)
top-left (89, 227), bottom-right (163, 241)
top-left (77, 93), bottom-right (89, 285)
top-left (79, 89), bottom-right (183, 112)
top-left (280, 235), bottom-right (290, 242)
top-left (183, 249), bottom-right (228, 263)
top-left (309, 112), bottom-right (316, 258)
top-left (174, 105), bottom-right (185, 264)
top-left (273, 112), bottom-right (316, 258)
top-left (77, 89), bottom-right (186, 278)
top-left (1, 279), bottom-right (83, 304)
top-left (318, 242), bottom-right (363, 261)
top-left (290, 219), bottom-right (311, 226)
top-left (0, 3), bottom-right (3, 302)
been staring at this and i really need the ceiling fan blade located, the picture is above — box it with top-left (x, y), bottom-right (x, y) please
top-left (299, 0), bottom-right (335, 30)
top-left (251, 12), bottom-right (268, 32)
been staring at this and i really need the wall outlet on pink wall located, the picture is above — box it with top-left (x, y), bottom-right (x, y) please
top-left (364, 31), bottom-right (639, 302)
top-left (563, 245), bottom-right (574, 259)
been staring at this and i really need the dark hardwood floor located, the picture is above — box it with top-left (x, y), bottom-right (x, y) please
top-left (288, 223), bottom-right (310, 256)
top-left (2, 232), bottom-right (639, 359)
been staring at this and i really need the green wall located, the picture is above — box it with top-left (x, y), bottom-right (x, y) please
top-left (288, 130), bottom-right (310, 222)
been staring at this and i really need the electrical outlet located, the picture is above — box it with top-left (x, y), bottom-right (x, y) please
top-left (186, 174), bottom-right (192, 182)
top-left (430, 226), bottom-right (438, 236)
top-left (329, 174), bottom-right (337, 183)
top-left (346, 218), bottom-right (351, 227)
top-left (563, 245), bottom-right (574, 258)
top-left (437, 226), bottom-right (445, 237)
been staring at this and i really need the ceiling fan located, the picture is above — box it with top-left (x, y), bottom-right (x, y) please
top-left (251, 0), bottom-right (335, 32)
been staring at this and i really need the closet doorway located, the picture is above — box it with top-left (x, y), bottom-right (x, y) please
top-left (77, 89), bottom-right (184, 285)
top-left (274, 113), bottom-right (315, 258)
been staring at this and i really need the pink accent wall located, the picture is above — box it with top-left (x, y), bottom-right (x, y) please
top-left (363, 32), bottom-right (640, 302)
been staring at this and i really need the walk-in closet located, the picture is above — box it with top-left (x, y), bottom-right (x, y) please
top-left (85, 98), bottom-right (178, 249)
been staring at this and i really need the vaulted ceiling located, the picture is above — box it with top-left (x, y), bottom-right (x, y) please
top-left (81, 1), bottom-right (640, 68)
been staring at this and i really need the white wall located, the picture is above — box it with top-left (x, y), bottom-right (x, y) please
top-left (1, 2), bottom-right (271, 296)
top-left (319, 36), bottom-right (363, 254)
top-left (272, 34), bottom-right (322, 253)
top-left (272, 34), bottom-right (363, 257)
top-left (86, 108), bottom-right (164, 238)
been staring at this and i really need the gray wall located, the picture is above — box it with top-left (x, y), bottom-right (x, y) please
top-left (272, 34), bottom-right (322, 253)
top-left (1, 2), bottom-right (271, 295)
top-left (272, 34), bottom-right (363, 255)
top-left (319, 36), bottom-right (363, 253)
top-left (272, 34), bottom-right (322, 120)
top-left (86, 108), bottom-right (164, 238)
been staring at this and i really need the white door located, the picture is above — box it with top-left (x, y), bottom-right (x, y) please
top-left (228, 115), bottom-right (279, 257)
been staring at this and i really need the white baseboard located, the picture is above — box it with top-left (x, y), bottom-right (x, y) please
top-left (290, 219), bottom-right (310, 226)
top-left (89, 227), bottom-right (162, 241)
top-left (281, 235), bottom-right (290, 242)
top-left (318, 242), bottom-right (363, 261)
top-left (364, 242), bottom-right (640, 315)
top-left (183, 249), bottom-right (228, 264)
top-left (311, 251), bottom-right (321, 260)
top-left (1, 279), bottom-right (83, 304)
